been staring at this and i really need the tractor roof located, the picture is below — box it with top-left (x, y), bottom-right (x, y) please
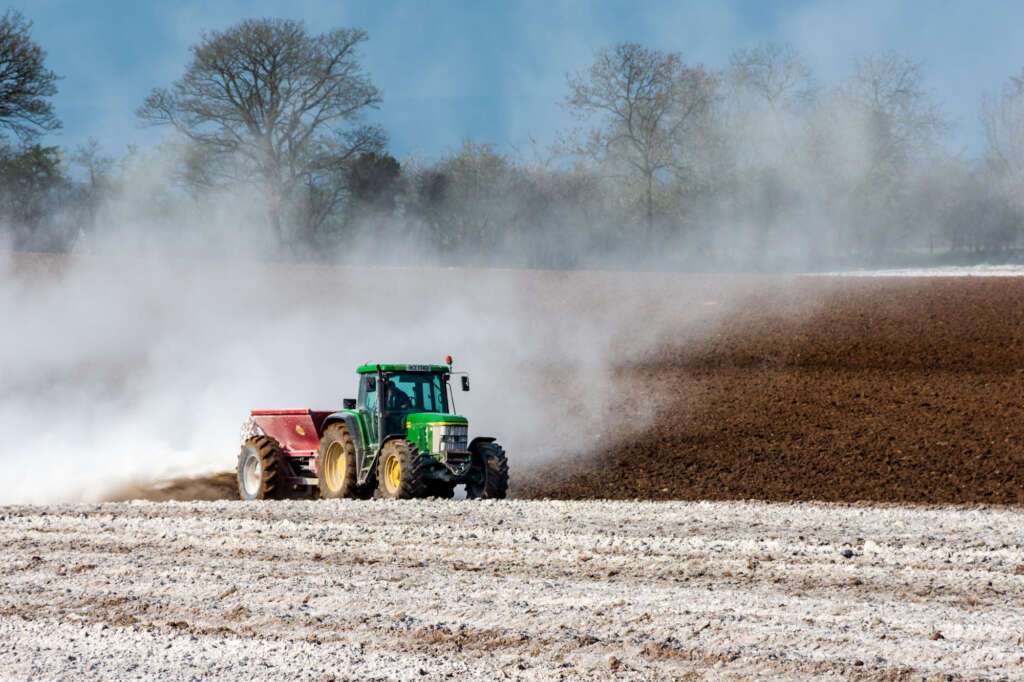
top-left (356, 363), bottom-right (450, 374)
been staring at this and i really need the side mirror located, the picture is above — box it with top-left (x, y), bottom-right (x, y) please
top-left (461, 375), bottom-right (470, 392)
top-left (366, 377), bottom-right (376, 392)
top-left (343, 398), bottom-right (356, 410)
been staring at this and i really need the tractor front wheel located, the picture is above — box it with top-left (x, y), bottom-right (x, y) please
top-left (465, 442), bottom-right (509, 499)
top-left (376, 440), bottom-right (428, 499)
top-left (237, 436), bottom-right (287, 500)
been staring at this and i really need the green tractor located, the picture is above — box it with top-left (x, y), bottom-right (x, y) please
top-left (238, 361), bottom-right (508, 500)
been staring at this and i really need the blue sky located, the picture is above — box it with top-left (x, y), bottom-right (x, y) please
top-left (21, 0), bottom-right (1024, 162)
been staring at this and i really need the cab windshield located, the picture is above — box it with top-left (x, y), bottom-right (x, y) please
top-left (384, 372), bottom-right (449, 413)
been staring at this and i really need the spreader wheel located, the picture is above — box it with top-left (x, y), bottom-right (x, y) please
top-left (375, 439), bottom-right (429, 499)
top-left (466, 441), bottom-right (509, 500)
top-left (237, 435), bottom-right (288, 500)
top-left (317, 423), bottom-right (373, 499)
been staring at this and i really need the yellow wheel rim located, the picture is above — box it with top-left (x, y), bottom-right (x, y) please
top-left (323, 442), bottom-right (345, 492)
top-left (384, 453), bottom-right (401, 494)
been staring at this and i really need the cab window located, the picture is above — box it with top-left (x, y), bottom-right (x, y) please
top-left (359, 375), bottom-right (377, 412)
top-left (385, 372), bottom-right (448, 413)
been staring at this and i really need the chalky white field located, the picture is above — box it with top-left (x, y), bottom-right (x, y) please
top-left (1, 499), bottom-right (1021, 680)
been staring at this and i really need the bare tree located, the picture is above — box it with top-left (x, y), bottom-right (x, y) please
top-left (981, 68), bottom-right (1024, 210)
top-left (722, 44), bottom-right (817, 250)
top-left (70, 138), bottom-right (115, 241)
top-left (138, 18), bottom-right (384, 248)
top-left (840, 52), bottom-right (948, 165)
top-left (0, 10), bottom-right (61, 140)
top-left (564, 42), bottom-right (717, 236)
top-left (728, 44), bottom-right (816, 112)
top-left (828, 53), bottom-right (949, 260)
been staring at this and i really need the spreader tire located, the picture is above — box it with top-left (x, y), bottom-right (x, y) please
top-left (237, 435), bottom-right (288, 501)
top-left (466, 442), bottom-right (509, 500)
top-left (376, 439), bottom-right (429, 499)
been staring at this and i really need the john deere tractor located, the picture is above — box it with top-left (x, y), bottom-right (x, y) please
top-left (237, 361), bottom-right (508, 500)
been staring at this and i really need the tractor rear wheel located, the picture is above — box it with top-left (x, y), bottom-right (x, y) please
top-left (466, 442), bottom-right (509, 499)
top-left (317, 423), bottom-right (371, 499)
top-left (375, 439), bottom-right (428, 499)
top-left (237, 435), bottom-right (288, 500)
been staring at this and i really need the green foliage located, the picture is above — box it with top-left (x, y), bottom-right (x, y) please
top-left (346, 153), bottom-right (401, 208)
top-left (0, 144), bottom-right (73, 250)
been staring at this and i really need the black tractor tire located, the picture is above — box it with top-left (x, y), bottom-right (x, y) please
top-left (317, 423), bottom-right (373, 499)
top-left (237, 435), bottom-right (288, 500)
top-left (465, 442), bottom-right (509, 500)
top-left (375, 439), bottom-right (429, 499)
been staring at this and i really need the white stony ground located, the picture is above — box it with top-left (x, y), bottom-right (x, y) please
top-left (820, 264), bottom-right (1024, 277)
top-left (1, 499), bottom-right (1022, 680)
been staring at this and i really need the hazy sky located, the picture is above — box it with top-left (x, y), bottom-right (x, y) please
top-left (23, 0), bottom-right (1024, 162)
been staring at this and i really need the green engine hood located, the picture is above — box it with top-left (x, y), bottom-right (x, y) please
top-left (404, 412), bottom-right (468, 428)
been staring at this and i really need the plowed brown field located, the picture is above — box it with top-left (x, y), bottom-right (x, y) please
top-left (518, 277), bottom-right (1024, 504)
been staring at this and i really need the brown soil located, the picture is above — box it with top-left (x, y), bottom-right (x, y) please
top-left (102, 472), bottom-right (238, 502)
top-left (518, 277), bottom-right (1024, 504)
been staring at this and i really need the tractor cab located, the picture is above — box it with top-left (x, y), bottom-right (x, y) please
top-left (355, 364), bottom-right (455, 444)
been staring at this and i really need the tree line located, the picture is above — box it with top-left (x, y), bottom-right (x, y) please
top-left (2, 11), bottom-right (1024, 269)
